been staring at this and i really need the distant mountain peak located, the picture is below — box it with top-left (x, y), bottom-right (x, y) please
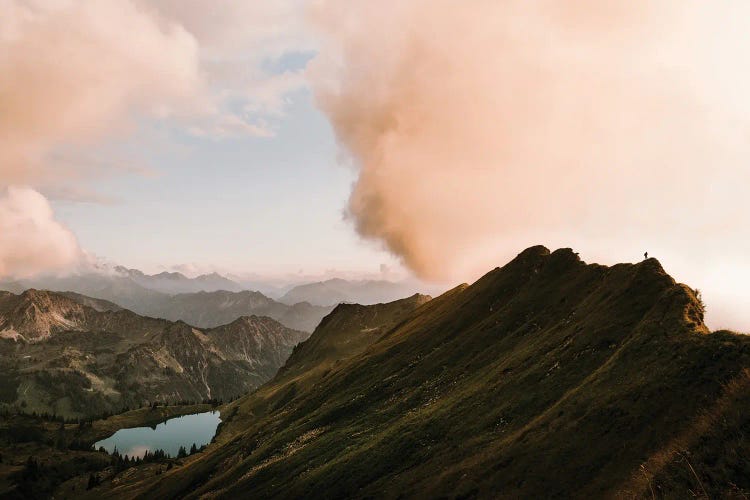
top-left (114, 265), bottom-right (146, 278)
top-left (102, 266), bottom-right (245, 294)
top-left (281, 277), bottom-right (437, 307)
top-left (153, 271), bottom-right (189, 280)
top-left (198, 272), bottom-right (223, 279)
top-left (0, 289), bottom-right (90, 341)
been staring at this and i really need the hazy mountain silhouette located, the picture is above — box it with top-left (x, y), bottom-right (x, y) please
top-left (280, 278), bottom-right (438, 307)
top-left (114, 267), bottom-right (245, 294)
top-left (1, 273), bottom-right (332, 333)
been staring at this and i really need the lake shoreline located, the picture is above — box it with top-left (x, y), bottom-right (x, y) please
top-left (94, 411), bottom-right (222, 459)
top-left (79, 403), bottom-right (216, 447)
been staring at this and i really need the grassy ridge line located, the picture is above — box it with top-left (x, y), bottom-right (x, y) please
top-left (76, 248), bottom-right (750, 498)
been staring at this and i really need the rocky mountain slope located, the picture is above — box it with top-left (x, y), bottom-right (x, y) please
top-left (104, 246), bottom-right (750, 499)
top-left (57, 291), bottom-right (124, 313)
top-left (0, 290), bottom-right (309, 418)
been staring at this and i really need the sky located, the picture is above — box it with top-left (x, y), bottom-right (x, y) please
top-left (0, 0), bottom-right (403, 281)
top-left (50, 86), bottom-right (401, 278)
top-left (2, 1), bottom-right (750, 331)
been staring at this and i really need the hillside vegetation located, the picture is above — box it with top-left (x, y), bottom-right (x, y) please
top-left (61, 247), bottom-right (750, 498)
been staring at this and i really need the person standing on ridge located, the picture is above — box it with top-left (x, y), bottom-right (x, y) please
top-left (644, 252), bottom-right (648, 260)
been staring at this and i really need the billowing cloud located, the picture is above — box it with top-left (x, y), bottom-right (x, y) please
top-left (145, 0), bottom-right (314, 135)
top-left (0, 0), bottom-right (201, 185)
top-left (0, 0), bottom-right (203, 276)
top-left (0, 187), bottom-right (83, 278)
top-left (1, 0), bottom-right (311, 184)
top-left (310, 1), bottom-right (750, 329)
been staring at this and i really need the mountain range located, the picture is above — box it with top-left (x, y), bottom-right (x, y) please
top-left (0, 273), bottom-right (332, 333)
top-left (0, 270), bottom-right (438, 333)
top-left (113, 267), bottom-right (245, 294)
top-left (0, 289), bottom-right (309, 418)
top-left (100, 246), bottom-right (750, 498)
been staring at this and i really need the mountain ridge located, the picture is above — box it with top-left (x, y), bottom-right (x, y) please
top-left (0, 276), bottom-right (333, 332)
top-left (1, 270), bottom-right (440, 333)
top-left (106, 246), bottom-right (750, 499)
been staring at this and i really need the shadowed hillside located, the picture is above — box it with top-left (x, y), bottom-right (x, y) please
top-left (68, 247), bottom-right (750, 498)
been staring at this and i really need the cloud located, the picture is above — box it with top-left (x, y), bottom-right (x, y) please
top-left (0, 187), bottom-right (84, 278)
top-left (145, 0), bottom-right (314, 134)
top-left (1, 0), bottom-right (313, 183)
top-left (0, 0), bottom-right (311, 278)
top-left (147, 0), bottom-right (312, 59)
top-left (310, 1), bottom-right (750, 329)
top-left (0, 0), bottom-right (204, 277)
top-left (0, 0), bottom-right (201, 185)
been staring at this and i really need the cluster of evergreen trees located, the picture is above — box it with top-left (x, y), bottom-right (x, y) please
top-left (103, 442), bottom-right (207, 465)
top-left (2, 393), bottom-right (240, 424)
top-left (4, 397), bottom-right (224, 495)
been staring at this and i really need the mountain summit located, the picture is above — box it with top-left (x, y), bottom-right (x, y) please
top-left (110, 246), bottom-right (750, 498)
top-left (0, 289), bottom-right (91, 341)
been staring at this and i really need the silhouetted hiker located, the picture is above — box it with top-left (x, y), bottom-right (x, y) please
top-left (644, 252), bottom-right (648, 260)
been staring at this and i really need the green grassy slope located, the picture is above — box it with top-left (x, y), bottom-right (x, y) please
top-left (96, 247), bottom-right (750, 499)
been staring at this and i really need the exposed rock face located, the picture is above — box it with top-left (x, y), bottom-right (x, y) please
top-left (0, 290), bottom-right (309, 418)
top-left (116, 247), bottom-right (750, 499)
top-left (0, 290), bottom-right (91, 341)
